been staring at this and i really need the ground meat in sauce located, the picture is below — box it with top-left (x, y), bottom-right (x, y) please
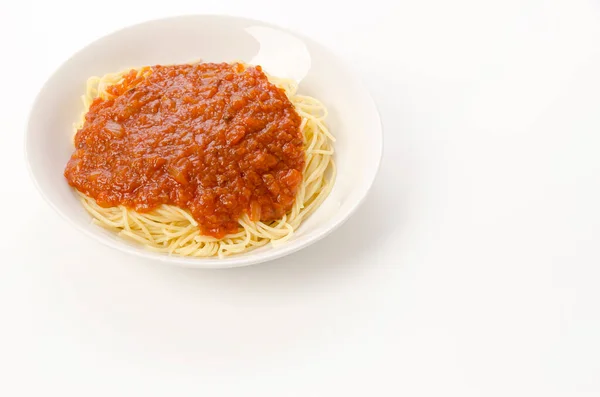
top-left (64, 62), bottom-right (305, 238)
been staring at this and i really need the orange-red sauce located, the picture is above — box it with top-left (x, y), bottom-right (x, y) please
top-left (64, 63), bottom-right (304, 238)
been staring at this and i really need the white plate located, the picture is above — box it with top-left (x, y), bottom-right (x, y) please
top-left (25, 15), bottom-right (383, 268)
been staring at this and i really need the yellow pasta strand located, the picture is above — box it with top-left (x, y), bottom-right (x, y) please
top-left (72, 63), bottom-right (335, 258)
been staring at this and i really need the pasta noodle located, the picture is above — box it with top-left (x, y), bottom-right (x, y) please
top-left (71, 63), bottom-right (335, 258)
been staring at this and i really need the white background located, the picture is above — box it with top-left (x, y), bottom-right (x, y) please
top-left (1, 0), bottom-right (600, 395)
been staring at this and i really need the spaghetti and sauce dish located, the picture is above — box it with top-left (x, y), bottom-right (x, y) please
top-left (64, 61), bottom-right (335, 258)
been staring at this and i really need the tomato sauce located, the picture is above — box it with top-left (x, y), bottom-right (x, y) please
top-left (64, 63), bottom-right (305, 238)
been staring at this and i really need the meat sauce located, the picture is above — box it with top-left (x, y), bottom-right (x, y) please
top-left (64, 63), bottom-right (305, 238)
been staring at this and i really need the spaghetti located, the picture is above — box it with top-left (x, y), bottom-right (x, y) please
top-left (66, 62), bottom-right (335, 258)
